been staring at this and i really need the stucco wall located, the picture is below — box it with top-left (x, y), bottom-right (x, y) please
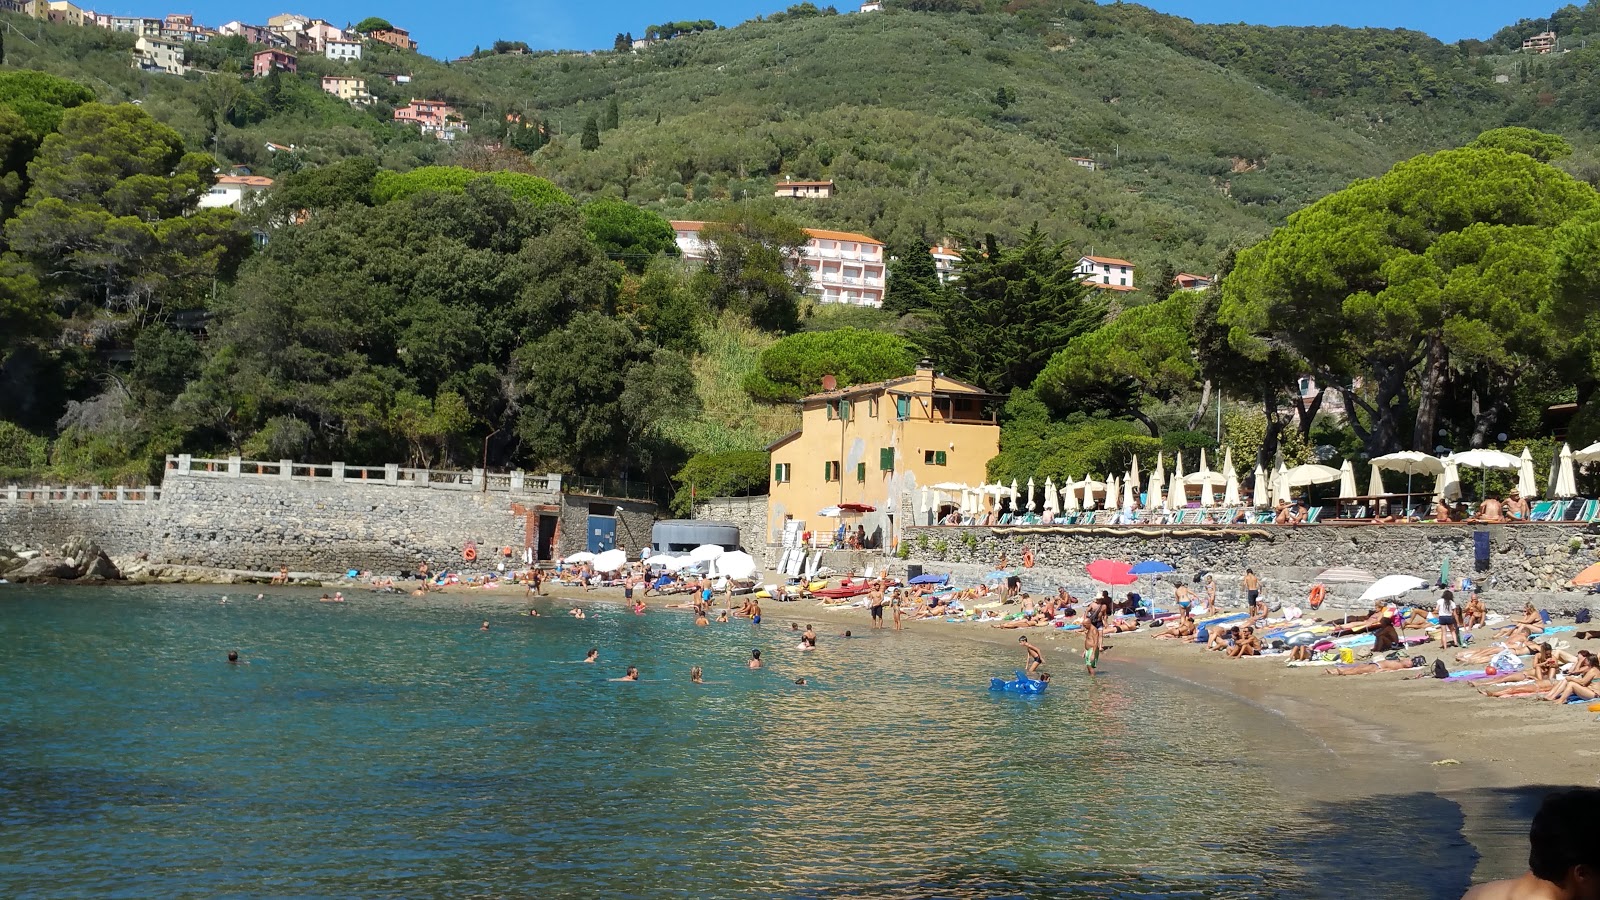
top-left (899, 522), bottom-right (1600, 612)
top-left (690, 495), bottom-right (771, 562)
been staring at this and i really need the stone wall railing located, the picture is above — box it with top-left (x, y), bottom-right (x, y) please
top-left (3, 485), bottom-right (162, 503)
top-left (164, 455), bottom-right (562, 495)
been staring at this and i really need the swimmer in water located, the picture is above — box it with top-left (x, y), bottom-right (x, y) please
top-left (749, 649), bottom-right (763, 669)
top-left (612, 666), bottom-right (639, 682)
top-left (802, 624), bottom-right (817, 648)
top-left (481, 621), bottom-right (490, 631)
top-left (695, 609), bottom-right (708, 626)
top-left (690, 666), bottom-right (703, 684)
top-left (227, 650), bottom-right (240, 664)
top-left (716, 609), bottom-right (729, 623)
top-left (583, 648), bottom-right (598, 663)
top-left (319, 593), bottom-right (334, 602)
top-left (255, 594), bottom-right (264, 601)
top-left (794, 677), bottom-right (807, 685)
top-left (570, 607), bottom-right (586, 619)
top-left (334, 592), bottom-right (344, 602)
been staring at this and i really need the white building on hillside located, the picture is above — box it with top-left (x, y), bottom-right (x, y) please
top-left (930, 244), bottom-right (961, 284)
top-left (132, 35), bottom-right (186, 75)
top-left (325, 38), bottom-right (362, 61)
top-left (1075, 254), bottom-right (1136, 291)
top-left (198, 174), bottom-right (274, 210)
top-left (671, 221), bottom-right (887, 307)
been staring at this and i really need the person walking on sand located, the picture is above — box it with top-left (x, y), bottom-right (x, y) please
top-left (1242, 568), bottom-right (1261, 618)
top-left (1019, 636), bottom-right (1044, 676)
top-left (1462, 787), bottom-right (1600, 899)
top-left (1437, 589), bottom-right (1462, 650)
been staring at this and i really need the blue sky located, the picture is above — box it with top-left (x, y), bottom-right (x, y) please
top-left (107, 0), bottom-right (1559, 58)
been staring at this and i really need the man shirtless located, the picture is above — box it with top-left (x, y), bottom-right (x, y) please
top-left (1474, 494), bottom-right (1506, 523)
top-left (1226, 626), bottom-right (1262, 658)
top-left (1504, 490), bottom-right (1532, 521)
top-left (1462, 788), bottom-right (1600, 899)
top-left (1018, 636), bottom-right (1044, 676)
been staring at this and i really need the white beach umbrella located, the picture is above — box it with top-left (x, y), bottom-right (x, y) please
top-left (592, 548), bottom-right (628, 573)
top-left (1103, 474), bottom-right (1117, 510)
top-left (1026, 476), bottom-right (1037, 513)
top-left (1450, 449), bottom-right (1520, 500)
top-left (644, 554), bottom-right (678, 567)
top-left (1573, 441), bottom-right (1600, 465)
top-left (1285, 463), bottom-right (1342, 488)
top-left (1174, 450), bottom-right (1187, 483)
top-left (1367, 461), bottom-right (1385, 498)
top-left (563, 551), bottom-right (595, 564)
top-left (1146, 467), bottom-right (1165, 510)
top-left (1061, 479), bottom-right (1079, 513)
top-left (1222, 465), bottom-right (1241, 507)
top-left (1009, 478), bottom-right (1020, 513)
top-left (1122, 474), bottom-right (1137, 511)
top-left (1042, 477), bottom-right (1058, 515)
top-left (712, 551), bottom-right (758, 580)
top-left (1251, 464), bottom-right (1268, 507)
top-left (1152, 452), bottom-right (1166, 494)
top-left (1517, 447), bottom-right (1539, 501)
top-left (1337, 460), bottom-right (1358, 499)
top-left (1271, 461), bottom-right (1291, 505)
top-left (1168, 469), bottom-right (1188, 509)
top-left (1372, 450), bottom-right (1444, 506)
top-left (1551, 443), bottom-right (1578, 499)
top-left (689, 543), bottom-right (726, 562)
top-left (664, 555), bottom-right (700, 571)
top-left (1358, 574), bottom-right (1428, 603)
top-left (1129, 454), bottom-right (1141, 493)
top-left (1185, 448), bottom-right (1225, 508)
top-left (1435, 457), bottom-right (1462, 503)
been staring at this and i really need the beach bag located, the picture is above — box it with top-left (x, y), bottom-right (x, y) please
top-left (1488, 649), bottom-right (1524, 673)
top-left (1576, 608), bottom-right (1591, 624)
top-left (1339, 648), bottom-right (1355, 664)
top-left (1196, 626), bottom-right (1210, 643)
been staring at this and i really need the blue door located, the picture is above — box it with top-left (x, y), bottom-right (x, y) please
top-left (587, 515), bottom-right (617, 553)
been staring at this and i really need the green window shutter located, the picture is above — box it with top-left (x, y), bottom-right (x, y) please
top-left (856, 461), bottom-right (866, 482)
top-left (840, 399), bottom-right (851, 421)
top-left (935, 450), bottom-right (947, 466)
top-left (896, 397), bottom-right (910, 420)
top-left (880, 447), bottom-right (894, 471)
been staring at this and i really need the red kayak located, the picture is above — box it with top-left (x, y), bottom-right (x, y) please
top-left (812, 584), bottom-right (872, 600)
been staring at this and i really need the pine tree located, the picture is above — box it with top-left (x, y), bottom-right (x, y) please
top-left (580, 115), bottom-right (600, 151)
top-left (883, 240), bottom-right (941, 315)
top-left (613, 33), bottom-right (629, 52)
top-left (602, 96), bottom-right (620, 130)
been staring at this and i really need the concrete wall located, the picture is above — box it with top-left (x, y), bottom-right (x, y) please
top-left (690, 495), bottom-right (770, 561)
top-left (900, 522), bottom-right (1600, 613)
top-left (1, 467), bottom-right (658, 574)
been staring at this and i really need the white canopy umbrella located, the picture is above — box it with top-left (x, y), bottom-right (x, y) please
top-left (1371, 450), bottom-right (1444, 506)
top-left (712, 551), bottom-right (758, 580)
top-left (1573, 441), bottom-right (1600, 464)
top-left (1146, 467), bottom-right (1165, 510)
top-left (1358, 574), bottom-right (1428, 603)
top-left (689, 543), bottom-right (726, 562)
top-left (1284, 463), bottom-right (1343, 488)
top-left (1551, 443), bottom-right (1578, 499)
top-left (643, 554), bottom-right (679, 567)
top-left (1026, 476), bottom-right (1037, 513)
top-left (1185, 448), bottom-right (1225, 508)
top-left (1449, 449), bottom-right (1521, 499)
top-left (563, 551), bottom-right (595, 564)
top-left (1251, 464), bottom-right (1268, 507)
top-left (1222, 465), bottom-right (1241, 507)
top-left (592, 548), bottom-right (628, 573)
top-left (1121, 474), bottom-right (1137, 512)
top-left (1168, 469), bottom-right (1188, 509)
top-left (1042, 477), bottom-right (1058, 516)
top-left (1009, 478), bottom-right (1020, 514)
top-left (1517, 447), bottom-right (1539, 501)
top-left (664, 555), bottom-right (700, 571)
top-left (1337, 460), bottom-right (1357, 499)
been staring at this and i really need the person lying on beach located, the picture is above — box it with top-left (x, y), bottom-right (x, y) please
top-left (1226, 627), bottom-right (1262, 657)
top-left (991, 613), bottom-right (1048, 629)
top-left (1322, 656), bottom-right (1423, 675)
top-left (1101, 618), bottom-right (1140, 635)
top-left (1455, 639), bottom-right (1536, 666)
top-left (1478, 651), bottom-right (1595, 699)
top-left (1154, 613), bottom-right (1196, 640)
top-left (1462, 787), bottom-right (1600, 900)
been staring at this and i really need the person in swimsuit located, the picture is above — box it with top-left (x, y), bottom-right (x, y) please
top-left (749, 649), bottom-right (763, 669)
top-left (1242, 568), bottom-right (1261, 618)
top-left (695, 608), bottom-right (709, 626)
top-left (802, 624), bottom-right (817, 648)
top-left (869, 586), bottom-right (886, 629)
top-left (1322, 657), bottom-right (1423, 675)
top-left (1436, 589), bottom-right (1462, 649)
top-left (1019, 636), bottom-right (1044, 676)
top-left (750, 598), bottom-right (761, 625)
top-left (690, 666), bottom-right (703, 684)
top-left (227, 650), bottom-right (241, 664)
top-left (1461, 787), bottom-right (1600, 899)
top-left (583, 648), bottom-right (598, 663)
top-left (612, 666), bottom-right (639, 682)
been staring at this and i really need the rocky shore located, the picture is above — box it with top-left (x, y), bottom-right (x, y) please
top-left (0, 536), bottom-right (354, 586)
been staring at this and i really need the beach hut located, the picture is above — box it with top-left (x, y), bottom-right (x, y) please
top-left (1551, 443), bottom-right (1578, 499)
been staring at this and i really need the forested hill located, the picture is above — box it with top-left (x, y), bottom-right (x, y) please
top-left (10, 0), bottom-right (1600, 273)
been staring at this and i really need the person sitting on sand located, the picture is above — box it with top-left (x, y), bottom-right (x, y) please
top-left (1226, 626), bottom-right (1262, 658)
top-left (1502, 490), bottom-right (1532, 522)
top-left (1496, 603), bottom-right (1546, 641)
top-left (1208, 625), bottom-right (1241, 652)
top-left (1370, 616), bottom-right (1403, 653)
top-left (1323, 656), bottom-right (1423, 675)
top-left (1472, 494), bottom-right (1506, 523)
top-left (1154, 612), bottom-right (1196, 640)
top-left (1478, 651), bottom-right (1596, 700)
top-left (1542, 652), bottom-right (1599, 704)
top-left (1462, 786), bottom-right (1600, 900)
top-left (1462, 591), bottom-right (1487, 629)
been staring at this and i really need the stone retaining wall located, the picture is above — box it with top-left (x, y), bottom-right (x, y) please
top-left (900, 523), bottom-right (1600, 613)
top-left (691, 495), bottom-right (771, 563)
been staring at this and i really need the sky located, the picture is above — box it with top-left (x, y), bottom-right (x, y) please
top-left (110, 0), bottom-right (1562, 59)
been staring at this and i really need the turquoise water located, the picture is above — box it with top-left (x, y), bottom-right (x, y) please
top-left (0, 586), bottom-right (1481, 897)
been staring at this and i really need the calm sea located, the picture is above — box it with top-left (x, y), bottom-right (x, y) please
top-left (0, 586), bottom-right (1493, 898)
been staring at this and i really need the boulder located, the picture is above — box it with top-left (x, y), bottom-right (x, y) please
top-left (0, 548), bottom-right (20, 576)
top-left (8, 556), bottom-right (81, 582)
top-left (80, 551), bottom-right (121, 580)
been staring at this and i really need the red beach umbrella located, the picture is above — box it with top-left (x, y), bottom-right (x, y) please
top-left (1086, 559), bottom-right (1137, 585)
top-left (1569, 561), bottom-right (1600, 587)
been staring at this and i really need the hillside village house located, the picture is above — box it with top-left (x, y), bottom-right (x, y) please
top-left (321, 75), bottom-right (373, 103)
top-left (266, 12), bottom-right (309, 31)
top-left (1173, 272), bottom-right (1214, 291)
top-left (393, 100), bottom-right (467, 140)
top-left (46, 1), bottom-right (84, 26)
top-left (671, 221), bottom-right (887, 307)
top-left (220, 20), bottom-right (283, 45)
top-left (132, 35), bottom-right (186, 75)
top-left (766, 363), bottom-right (1000, 551)
top-left (930, 244), bottom-right (961, 284)
top-left (1523, 31), bottom-right (1557, 53)
top-left (198, 174), bottom-right (274, 211)
top-left (325, 38), bottom-right (362, 61)
top-left (252, 48), bottom-right (297, 77)
top-left (367, 26), bottom-right (417, 50)
top-left (107, 15), bottom-right (161, 35)
top-left (859, 0), bottom-right (884, 11)
top-left (1075, 254), bottom-right (1136, 291)
top-left (774, 179), bottom-right (836, 199)
top-left (1069, 156), bottom-right (1098, 171)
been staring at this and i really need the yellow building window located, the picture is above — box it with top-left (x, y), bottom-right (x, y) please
top-left (773, 463), bottom-right (791, 483)
top-left (824, 461), bottom-right (841, 482)
top-left (856, 461), bottom-right (866, 483)
top-left (868, 397), bottom-right (879, 417)
top-left (924, 450), bottom-right (947, 466)
top-left (879, 447), bottom-right (894, 471)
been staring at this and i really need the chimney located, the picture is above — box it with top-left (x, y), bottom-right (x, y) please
top-left (916, 358), bottom-right (934, 377)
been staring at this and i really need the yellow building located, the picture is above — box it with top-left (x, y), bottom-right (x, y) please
top-left (766, 363), bottom-right (1000, 551)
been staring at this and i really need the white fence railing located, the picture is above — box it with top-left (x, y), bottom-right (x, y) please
top-left (2, 485), bottom-right (161, 503)
top-left (161, 455), bottom-right (563, 495)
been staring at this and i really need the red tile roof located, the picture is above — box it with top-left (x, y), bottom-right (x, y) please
top-left (1081, 254), bottom-right (1134, 267)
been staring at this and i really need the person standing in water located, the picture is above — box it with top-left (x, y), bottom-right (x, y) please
top-left (749, 597), bottom-right (761, 625)
top-left (612, 666), bottom-right (639, 682)
top-left (802, 624), bottom-right (817, 648)
top-left (868, 584), bottom-right (885, 629)
top-left (583, 648), bottom-right (599, 664)
top-left (749, 649), bottom-right (763, 669)
top-left (1019, 636), bottom-right (1043, 676)
top-left (690, 666), bottom-right (703, 684)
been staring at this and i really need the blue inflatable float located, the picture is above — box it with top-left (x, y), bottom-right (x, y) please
top-left (990, 671), bottom-right (1048, 694)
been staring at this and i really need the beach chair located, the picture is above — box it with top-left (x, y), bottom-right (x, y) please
top-left (1527, 500), bottom-right (1554, 522)
top-left (1584, 499), bottom-right (1600, 523)
top-left (1306, 506), bottom-right (1324, 524)
top-left (1561, 499), bottom-right (1587, 522)
top-left (1254, 511), bottom-right (1274, 525)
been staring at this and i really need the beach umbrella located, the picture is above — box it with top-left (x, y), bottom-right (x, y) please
top-left (1574, 441), bottom-right (1600, 465)
top-left (1086, 559), bottom-right (1137, 585)
top-left (1169, 469), bottom-right (1188, 509)
top-left (1009, 478), bottom-right (1020, 514)
top-left (1222, 465), bottom-right (1241, 507)
top-left (1251, 464), bottom-right (1268, 507)
top-left (1026, 476), bottom-right (1037, 513)
top-left (664, 555), bottom-right (700, 571)
top-left (1271, 461), bottom-right (1292, 505)
top-left (1367, 461), bottom-right (1384, 499)
top-left (644, 554), bottom-right (679, 567)
top-left (1449, 448), bottom-right (1521, 500)
top-left (1569, 561), bottom-right (1600, 588)
top-left (1337, 460), bottom-right (1358, 499)
top-left (1517, 447), bottom-right (1539, 501)
top-left (1550, 443), bottom-right (1578, 499)
top-left (1152, 452), bottom-right (1166, 489)
top-left (1284, 463), bottom-right (1342, 488)
top-left (908, 573), bottom-right (948, 585)
top-left (592, 548), bottom-right (628, 573)
top-left (1129, 454), bottom-right (1141, 493)
top-left (1061, 479), bottom-right (1080, 513)
top-left (1042, 477), bottom-right (1058, 516)
top-left (1146, 466), bottom-right (1165, 510)
top-left (1358, 574), bottom-right (1428, 603)
top-left (1435, 457), bottom-right (1462, 503)
top-left (689, 543), bottom-right (725, 562)
top-left (1186, 448), bottom-right (1224, 507)
top-left (1122, 474), bottom-right (1137, 512)
top-left (1129, 560), bottom-right (1175, 575)
top-left (1372, 450), bottom-right (1444, 508)
top-left (563, 551), bottom-right (595, 564)
top-left (712, 551), bottom-right (758, 580)
top-left (1316, 566), bottom-right (1376, 583)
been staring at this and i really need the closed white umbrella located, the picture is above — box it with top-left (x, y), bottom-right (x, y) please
top-left (1517, 447), bottom-right (1539, 501)
top-left (1146, 467), bottom-right (1165, 510)
top-left (1026, 476), bottom-right (1037, 513)
top-left (1252, 464), bottom-right (1268, 507)
top-left (1337, 460), bottom-right (1358, 499)
top-left (1129, 454), bottom-right (1141, 494)
top-left (1358, 574), bottom-right (1428, 603)
top-left (1367, 461), bottom-right (1385, 498)
top-left (1272, 461), bottom-right (1291, 505)
top-left (1122, 474), bottom-right (1137, 511)
top-left (1185, 448), bottom-right (1225, 508)
top-left (1152, 452), bottom-right (1166, 495)
top-left (1042, 477), bottom-right (1058, 516)
top-left (1222, 465), bottom-right (1241, 507)
top-left (1009, 478), bottom-right (1019, 514)
top-left (1552, 443), bottom-right (1578, 499)
top-left (1104, 474), bottom-right (1118, 511)
top-left (1061, 479), bottom-right (1079, 513)
top-left (1169, 469), bottom-right (1188, 508)
top-left (1435, 457), bottom-right (1462, 503)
